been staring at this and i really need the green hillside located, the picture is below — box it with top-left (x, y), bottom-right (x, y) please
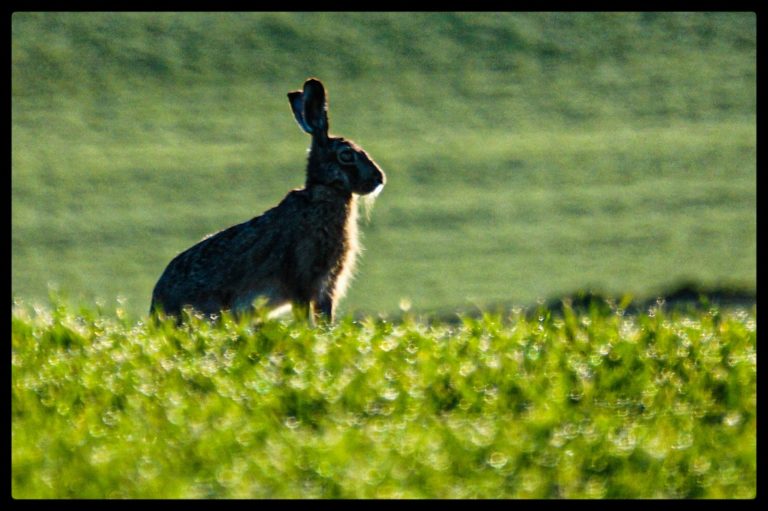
top-left (11, 12), bottom-right (756, 317)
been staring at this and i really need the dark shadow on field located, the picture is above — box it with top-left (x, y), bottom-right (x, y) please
top-left (543, 282), bottom-right (755, 316)
top-left (382, 281), bottom-right (756, 325)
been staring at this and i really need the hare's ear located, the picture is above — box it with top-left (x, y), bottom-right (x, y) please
top-left (301, 78), bottom-right (329, 144)
top-left (288, 90), bottom-right (313, 134)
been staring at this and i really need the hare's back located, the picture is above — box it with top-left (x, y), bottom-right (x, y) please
top-left (151, 213), bottom-right (288, 313)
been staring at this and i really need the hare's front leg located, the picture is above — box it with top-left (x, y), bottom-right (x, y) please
top-left (291, 301), bottom-right (312, 323)
top-left (314, 292), bottom-right (334, 324)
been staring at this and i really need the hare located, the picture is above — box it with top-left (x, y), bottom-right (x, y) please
top-left (150, 78), bottom-right (385, 323)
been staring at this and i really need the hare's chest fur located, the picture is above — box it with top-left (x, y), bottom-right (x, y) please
top-left (282, 190), bottom-right (359, 300)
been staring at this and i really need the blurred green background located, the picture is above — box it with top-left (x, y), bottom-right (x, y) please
top-left (11, 12), bottom-right (756, 318)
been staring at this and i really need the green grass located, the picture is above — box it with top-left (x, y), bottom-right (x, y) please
top-left (11, 12), bottom-right (756, 317)
top-left (11, 301), bottom-right (756, 498)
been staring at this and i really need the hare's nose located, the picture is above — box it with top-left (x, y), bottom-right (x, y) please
top-left (370, 182), bottom-right (385, 197)
top-left (370, 174), bottom-right (385, 196)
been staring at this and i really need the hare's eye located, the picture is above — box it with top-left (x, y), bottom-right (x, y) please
top-left (337, 149), bottom-right (356, 164)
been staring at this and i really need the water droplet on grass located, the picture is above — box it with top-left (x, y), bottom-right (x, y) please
top-left (488, 451), bottom-right (508, 469)
top-left (723, 411), bottom-right (742, 427)
top-left (381, 387), bottom-right (399, 401)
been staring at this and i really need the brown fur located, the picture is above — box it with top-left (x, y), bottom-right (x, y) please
top-left (150, 78), bottom-right (385, 322)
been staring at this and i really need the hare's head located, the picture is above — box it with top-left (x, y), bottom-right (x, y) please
top-left (289, 78), bottom-right (386, 197)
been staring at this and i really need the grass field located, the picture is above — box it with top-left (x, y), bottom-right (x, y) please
top-left (11, 300), bottom-right (756, 498)
top-left (11, 12), bottom-right (756, 318)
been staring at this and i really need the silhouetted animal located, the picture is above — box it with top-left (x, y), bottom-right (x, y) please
top-left (150, 78), bottom-right (385, 323)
